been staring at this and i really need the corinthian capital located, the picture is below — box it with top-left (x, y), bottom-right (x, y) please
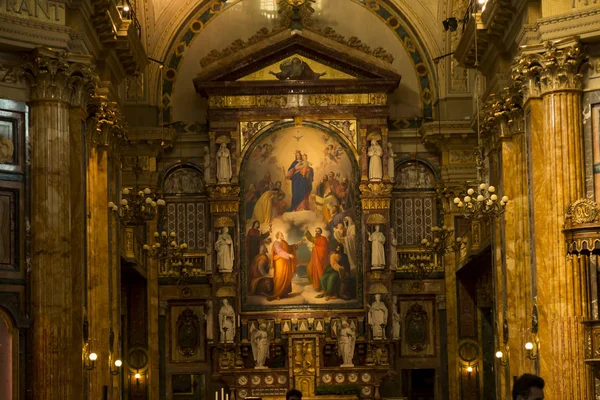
top-left (512, 40), bottom-right (588, 98)
top-left (87, 99), bottom-right (129, 149)
top-left (20, 48), bottom-right (97, 105)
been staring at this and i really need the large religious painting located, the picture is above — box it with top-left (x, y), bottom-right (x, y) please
top-left (240, 124), bottom-right (361, 310)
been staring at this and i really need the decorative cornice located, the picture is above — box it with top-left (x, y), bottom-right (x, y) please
top-left (307, 26), bottom-right (394, 64)
top-left (20, 48), bottom-right (96, 104)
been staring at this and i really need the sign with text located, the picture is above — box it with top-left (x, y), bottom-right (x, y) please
top-left (0, 0), bottom-right (65, 25)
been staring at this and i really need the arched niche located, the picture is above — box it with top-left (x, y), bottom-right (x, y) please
top-left (392, 161), bottom-right (438, 248)
top-left (238, 121), bottom-right (362, 311)
top-left (160, 164), bottom-right (208, 255)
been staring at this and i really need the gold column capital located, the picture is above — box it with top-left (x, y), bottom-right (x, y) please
top-left (481, 86), bottom-right (524, 139)
top-left (20, 47), bottom-right (97, 105)
top-left (87, 99), bottom-right (129, 149)
top-left (512, 40), bottom-right (588, 98)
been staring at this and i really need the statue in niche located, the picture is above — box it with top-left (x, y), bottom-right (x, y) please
top-left (405, 303), bottom-right (429, 352)
top-left (368, 294), bottom-right (388, 340)
top-left (0, 136), bottom-right (14, 163)
top-left (204, 300), bottom-right (214, 341)
top-left (367, 139), bottom-right (383, 181)
top-left (219, 299), bottom-right (236, 343)
top-left (269, 57), bottom-right (326, 80)
top-left (215, 227), bottom-right (234, 273)
top-left (368, 225), bottom-right (386, 270)
top-left (337, 321), bottom-right (356, 367)
top-left (163, 168), bottom-right (203, 194)
top-left (392, 296), bottom-right (401, 340)
top-left (216, 142), bottom-right (232, 184)
top-left (203, 146), bottom-right (211, 183)
top-left (176, 308), bottom-right (200, 357)
top-left (387, 143), bottom-right (396, 182)
top-left (251, 323), bottom-right (270, 369)
top-left (389, 227), bottom-right (398, 271)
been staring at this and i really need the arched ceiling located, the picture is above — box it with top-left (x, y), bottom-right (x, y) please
top-left (142, 0), bottom-right (449, 127)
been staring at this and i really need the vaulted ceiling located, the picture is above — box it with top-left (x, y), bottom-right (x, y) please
top-left (138, 0), bottom-right (456, 125)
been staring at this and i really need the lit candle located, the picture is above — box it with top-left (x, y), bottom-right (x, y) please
top-left (237, 315), bottom-right (241, 327)
top-left (221, 388), bottom-right (224, 400)
top-left (226, 394), bottom-right (229, 400)
top-left (215, 392), bottom-right (218, 400)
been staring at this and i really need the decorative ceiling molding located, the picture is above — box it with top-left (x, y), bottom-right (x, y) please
top-left (154, 0), bottom-right (436, 125)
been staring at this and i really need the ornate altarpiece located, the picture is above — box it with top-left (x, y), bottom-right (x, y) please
top-left (193, 30), bottom-right (403, 399)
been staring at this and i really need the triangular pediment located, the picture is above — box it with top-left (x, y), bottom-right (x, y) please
top-left (194, 29), bottom-right (401, 97)
top-left (237, 54), bottom-right (357, 81)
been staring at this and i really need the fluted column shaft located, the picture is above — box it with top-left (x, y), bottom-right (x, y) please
top-left (22, 49), bottom-right (96, 400)
top-left (514, 41), bottom-right (591, 399)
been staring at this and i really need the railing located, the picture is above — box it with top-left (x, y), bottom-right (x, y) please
top-left (396, 248), bottom-right (443, 273)
top-left (117, 0), bottom-right (142, 39)
top-left (157, 253), bottom-right (210, 279)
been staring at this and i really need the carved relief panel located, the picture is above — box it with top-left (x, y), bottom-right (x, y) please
top-left (399, 299), bottom-right (436, 357)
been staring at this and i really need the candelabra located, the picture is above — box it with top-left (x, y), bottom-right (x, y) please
top-left (453, 183), bottom-right (509, 220)
top-left (108, 158), bottom-right (165, 226)
top-left (406, 253), bottom-right (436, 279)
top-left (420, 225), bottom-right (453, 253)
top-left (144, 231), bottom-right (192, 283)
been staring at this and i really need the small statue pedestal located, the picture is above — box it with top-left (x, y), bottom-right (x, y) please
top-left (340, 363), bottom-right (354, 368)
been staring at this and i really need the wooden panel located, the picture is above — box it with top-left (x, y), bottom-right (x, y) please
top-left (169, 304), bottom-right (206, 363)
top-left (0, 108), bottom-right (25, 174)
top-left (399, 298), bottom-right (436, 358)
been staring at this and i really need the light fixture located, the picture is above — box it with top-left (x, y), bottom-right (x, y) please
top-left (466, 366), bottom-right (473, 373)
top-left (84, 351), bottom-right (97, 370)
top-left (453, 183), bottom-right (509, 219)
top-left (144, 231), bottom-right (192, 283)
top-left (525, 339), bottom-right (539, 360)
top-left (110, 358), bottom-right (122, 375)
top-left (123, 5), bottom-right (130, 11)
top-left (442, 17), bottom-right (458, 32)
top-left (495, 348), bottom-right (509, 366)
top-left (108, 157), bottom-right (165, 226)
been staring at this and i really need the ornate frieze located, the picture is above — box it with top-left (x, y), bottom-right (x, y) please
top-left (208, 93), bottom-right (387, 108)
top-left (20, 49), bottom-right (96, 105)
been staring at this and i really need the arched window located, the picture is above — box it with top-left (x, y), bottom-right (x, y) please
top-left (0, 308), bottom-right (16, 400)
top-left (393, 161), bottom-right (438, 269)
top-left (161, 165), bottom-right (208, 274)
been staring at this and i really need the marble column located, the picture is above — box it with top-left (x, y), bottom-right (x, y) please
top-left (514, 41), bottom-right (591, 399)
top-left (21, 48), bottom-right (96, 399)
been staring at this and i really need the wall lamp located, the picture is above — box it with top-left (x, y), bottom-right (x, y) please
top-left (442, 18), bottom-right (458, 32)
top-left (110, 358), bottom-right (123, 375)
top-left (525, 338), bottom-right (539, 360)
top-left (495, 347), bottom-right (509, 366)
top-left (84, 350), bottom-right (98, 370)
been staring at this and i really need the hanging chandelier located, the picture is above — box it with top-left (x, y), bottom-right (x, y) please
top-left (420, 225), bottom-right (454, 254)
top-left (108, 158), bottom-right (165, 225)
top-left (453, 183), bottom-right (508, 220)
top-left (406, 253), bottom-right (437, 279)
top-left (144, 231), bottom-right (192, 283)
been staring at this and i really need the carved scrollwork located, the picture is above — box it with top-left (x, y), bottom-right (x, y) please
top-left (566, 199), bottom-right (600, 225)
top-left (359, 182), bottom-right (393, 196)
top-left (405, 303), bottom-right (429, 352)
top-left (176, 308), bottom-right (200, 357)
top-left (207, 185), bottom-right (241, 198)
top-left (311, 27), bottom-right (394, 64)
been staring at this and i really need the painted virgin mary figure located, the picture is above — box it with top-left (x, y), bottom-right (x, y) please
top-left (286, 150), bottom-right (314, 211)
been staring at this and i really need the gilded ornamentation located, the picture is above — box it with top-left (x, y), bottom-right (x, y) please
top-left (269, 57), bottom-right (326, 80)
top-left (513, 41), bottom-right (588, 98)
top-left (310, 27), bottom-right (394, 64)
top-left (199, 28), bottom-right (286, 68)
top-left (292, 339), bottom-right (316, 375)
top-left (214, 216), bottom-right (235, 228)
top-left (176, 308), bottom-right (200, 357)
top-left (278, 0), bottom-right (316, 29)
top-left (210, 202), bottom-right (239, 213)
top-left (359, 182), bottom-right (393, 196)
top-left (566, 199), bottom-right (600, 225)
top-left (367, 282), bottom-right (388, 294)
top-left (361, 198), bottom-right (391, 210)
top-left (216, 286), bottom-right (236, 298)
top-left (207, 185), bottom-right (241, 198)
top-left (209, 95), bottom-right (288, 108)
top-left (366, 213), bottom-right (386, 225)
top-left (21, 50), bottom-right (97, 106)
top-left (88, 100), bottom-right (129, 147)
top-left (308, 93), bottom-right (387, 107)
top-left (240, 121), bottom-right (275, 150)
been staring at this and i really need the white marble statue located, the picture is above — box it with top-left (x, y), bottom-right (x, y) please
top-left (203, 146), bottom-right (211, 183)
top-left (367, 139), bottom-right (383, 181)
top-left (205, 300), bottom-right (214, 341)
top-left (215, 227), bottom-right (234, 273)
top-left (389, 228), bottom-right (398, 271)
top-left (338, 321), bottom-right (356, 367)
top-left (387, 142), bottom-right (396, 182)
top-left (392, 296), bottom-right (401, 340)
top-left (251, 323), bottom-right (270, 369)
top-left (368, 294), bottom-right (388, 340)
top-left (219, 299), bottom-right (236, 343)
top-left (216, 142), bottom-right (232, 184)
top-left (369, 225), bottom-right (386, 270)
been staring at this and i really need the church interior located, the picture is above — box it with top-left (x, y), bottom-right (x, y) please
top-left (1, 0), bottom-right (600, 399)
